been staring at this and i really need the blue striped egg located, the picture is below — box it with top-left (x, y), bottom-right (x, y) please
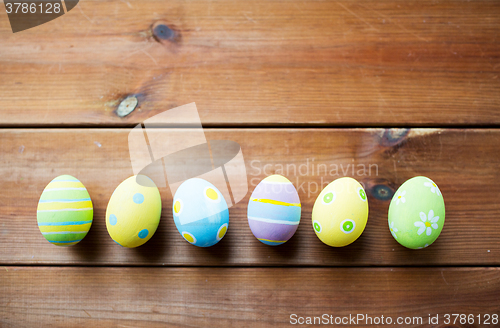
top-left (37, 175), bottom-right (93, 246)
top-left (173, 178), bottom-right (229, 247)
top-left (247, 174), bottom-right (301, 245)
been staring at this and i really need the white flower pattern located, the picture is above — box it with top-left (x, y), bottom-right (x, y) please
top-left (395, 190), bottom-right (406, 205)
top-left (417, 244), bottom-right (430, 249)
top-left (389, 221), bottom-right (398, 239)
top-left (424, 179), bottom-right (441, 196)
top-left (414, 210), bottom-right (439, 236)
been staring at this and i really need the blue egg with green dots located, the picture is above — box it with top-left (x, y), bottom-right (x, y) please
top-left (173, 178), bottom-right (229, 247)
top-left (106, 175), bottom-right (161, 248)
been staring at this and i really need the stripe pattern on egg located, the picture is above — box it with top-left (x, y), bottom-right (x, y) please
top-left (247, 175), bottom-right (301, 245)
top-left (37, 175), bottom-right (93, 246)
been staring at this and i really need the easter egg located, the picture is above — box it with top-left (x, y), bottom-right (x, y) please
top-left (106, 175), bottom-right (161, 248)
top-left (37, 175), bottom-right (93, 246)
top-left (247, 175), bottom-right (301, 245)
top-left (388, 176), bottom-right (445, 249)
top-left (173, 178), bottom-right (229, 247)
top-left (312, 177), bottom-right (368, 247)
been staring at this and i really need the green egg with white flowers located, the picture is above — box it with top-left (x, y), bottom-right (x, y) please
top-left (388, 176), bottom-right (445, 249)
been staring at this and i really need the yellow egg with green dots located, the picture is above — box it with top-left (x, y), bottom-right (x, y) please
top-left (312, 177), bottom-right (369, 247)
top-left (106, 175), bottom-right (161, 248)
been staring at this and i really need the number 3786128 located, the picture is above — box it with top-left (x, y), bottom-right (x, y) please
top-left (443, 314), bottom-right (498, 325)
top-left (5, 2), bottom-right (62, 14)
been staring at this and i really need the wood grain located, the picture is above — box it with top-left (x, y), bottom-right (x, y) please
top-left (1, 267), bottom-right (499, 327)
top-left (0, 128), bottom-right (499, 266)
top-left (0, 0), bottom-right (499, 126)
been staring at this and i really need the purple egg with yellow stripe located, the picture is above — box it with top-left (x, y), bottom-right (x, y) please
top-left (247, 175), bottom-right (301, 245)
top-left (37, 175), bottom-right (93, 246)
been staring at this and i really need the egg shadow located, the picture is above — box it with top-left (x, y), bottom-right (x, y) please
top-left (193, 228), bottom-right (232, 264)
top-left (396, 237), bottom-right (443, 265)
top-left (321, 230), bottom-right (369, 265)
top-left (69, 215), bottom-right (104, 263)
top-left (131, 213), bottom-right (170, 263)
top-left (263, 226), bottom-right (302, 262)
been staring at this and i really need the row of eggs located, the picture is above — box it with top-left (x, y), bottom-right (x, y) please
top-left (37, 174), bottom-right (445, 250)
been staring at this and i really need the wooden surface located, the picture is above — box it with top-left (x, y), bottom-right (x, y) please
top-left (1, 128), bottom-right (500, 266)
top-left (1, 0), bottom-right (500, 327)
top-left (1, 267), bottom-right (499, 328)
top-left (0, 0), bottom-right (499, 127)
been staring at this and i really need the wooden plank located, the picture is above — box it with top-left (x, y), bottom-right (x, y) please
top-left (0, 0), bottom-right (499, 126)
top-left (0, 128), bottom-right (499, 266)
top-left (1, 267), bottom-right (499, 327)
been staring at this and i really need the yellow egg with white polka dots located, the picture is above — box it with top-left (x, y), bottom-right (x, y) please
top-left (312, 177), bottom-right (368, 247)
top-left (106, 175), bottom-right (162, 248)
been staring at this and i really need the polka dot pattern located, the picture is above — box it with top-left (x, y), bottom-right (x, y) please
top-left (133, 193), bottom-right (144, 204)
top-left (358, 188), bottom-right (367, 201)
top-left (206, 188), bottom-right (218, 200)
top-left (217, 223), bottom-right (228, 241)
top-left (106, 175), bottom-right (161, 248)
top-left (182, 231), bottom-right (197, 244)
top-left (138, 229), bottom-right (149, 239)
top-left (203, 186), bottom-right (221, 203)
top-left (340, 219), bottom-right (356, 234)
top-left (174, 200), bottom-right (182, 215)
top-left (109, 214), bottom-right (117, 226)
top-left (322, 191), bottom-right (335, 205)
top-left (173, 178), bottom-right (229, 247)
top-left (313, 220), bottom-right (322, 233)
top-left (312, 177), bottom-right (368, 247)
